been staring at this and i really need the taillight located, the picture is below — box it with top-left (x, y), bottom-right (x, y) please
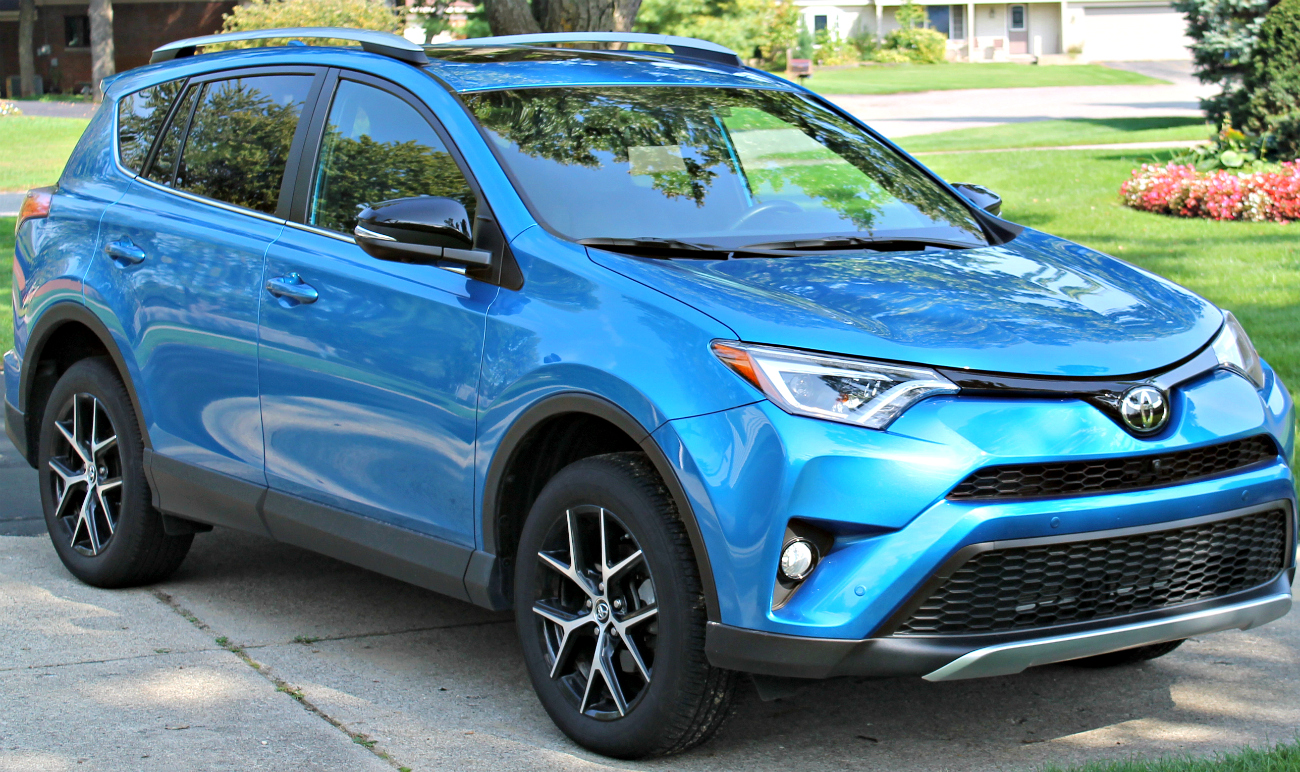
top-left (15, 187), bottom-right (54, 234)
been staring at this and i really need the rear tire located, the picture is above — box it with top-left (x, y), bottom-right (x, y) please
top-left (514, 452), bottom-right (737, 759)
top-left (1073, 639), bottom-right (1185, 668)
top-left (37, 358), bottom-right (192, 587)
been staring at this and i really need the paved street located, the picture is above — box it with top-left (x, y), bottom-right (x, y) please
top-left (2, 430), bottom-right (1298, 771)
top-left (828, 61), bottom-right (1215, 137)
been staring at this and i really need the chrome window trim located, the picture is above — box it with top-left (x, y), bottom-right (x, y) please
top-left (285, 220), bottom-right (356, 243)
top-left (133, 174), bottom-right (288, 225)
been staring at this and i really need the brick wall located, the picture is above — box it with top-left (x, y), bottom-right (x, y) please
top-left (1, 1), bottom-right (233, 96)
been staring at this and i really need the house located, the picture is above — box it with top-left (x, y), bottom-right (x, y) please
top-left (795, 0), bottom-right (1194, 62)
top-left (0, 0), bottom-right (233, 97)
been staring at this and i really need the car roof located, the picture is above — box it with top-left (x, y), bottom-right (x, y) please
top-left (424, 46), bottom-right (794, 93)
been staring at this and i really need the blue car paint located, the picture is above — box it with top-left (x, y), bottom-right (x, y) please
top-left (658, 365), bottom-right (1295, 635)
top-left (6, 43), bottom-right (1296, 650)
top-left (590, 228), bottom-right (1223, 378)
top-left (259, 226), bottom-right (496, 547)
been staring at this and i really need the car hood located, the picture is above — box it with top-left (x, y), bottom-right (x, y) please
top-left (588, 229), bottom-right (1222, 378)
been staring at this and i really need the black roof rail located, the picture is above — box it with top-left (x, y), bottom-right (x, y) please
top-left (150, 27), bottom-right (429, 65)
top-left (431, 32), bottom-right (743, 67)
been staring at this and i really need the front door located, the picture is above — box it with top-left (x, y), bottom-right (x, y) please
top-left (1008, 4), bottom-right (1029, 54)
top-left (257, 74), bottom-right (496, 547)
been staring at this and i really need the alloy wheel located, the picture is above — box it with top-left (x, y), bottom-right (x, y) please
top-left (48, 393), bottom-right (123, 556)
top-left (532, 505), bottom-right (659, 720)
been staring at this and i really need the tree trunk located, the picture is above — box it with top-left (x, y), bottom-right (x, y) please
top-left (483, 0), bottom-right (542, 35)
top-left (89, 0), bottom-right (114, 102)
top-left (483, 0), bottom-right (642, 35)
top-left (18, 0), bottom-right (36, 97)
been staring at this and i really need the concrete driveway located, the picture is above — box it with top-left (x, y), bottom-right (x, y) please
top-left (2, 425), bottom-right (1298, 771)
top-left (829, 60), bottom-right (1216, 138)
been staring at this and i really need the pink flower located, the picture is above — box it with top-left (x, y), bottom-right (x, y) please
top-left (1119, 162), bottom-right (1300, 223)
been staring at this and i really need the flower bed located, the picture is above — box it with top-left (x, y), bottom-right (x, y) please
top-left (1120, 162), bottom-right (1300, 223)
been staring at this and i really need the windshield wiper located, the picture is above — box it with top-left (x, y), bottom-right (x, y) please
top-left (737, 236), bottom-right (980, 253)
top-left (579, 237), bottom-right (724, 254)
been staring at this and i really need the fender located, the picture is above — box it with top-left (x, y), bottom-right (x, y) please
top-left (476, 391), bottom-right (721, 621)
top-left (16, 301), bottom-right (152, 465)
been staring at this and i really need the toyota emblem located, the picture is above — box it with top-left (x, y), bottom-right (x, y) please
top-left (1120, 385), bottom-right (1169, 433)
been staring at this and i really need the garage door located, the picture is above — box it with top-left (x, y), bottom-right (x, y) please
top-left (1082, 5), bottom-right (1192, 61)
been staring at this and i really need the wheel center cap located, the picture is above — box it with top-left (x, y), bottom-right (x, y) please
top-left (594, 600), bottom-right (610, 622)
top-left (86, 467), bottom-right (96, 484)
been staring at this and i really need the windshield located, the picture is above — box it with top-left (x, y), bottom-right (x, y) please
top-left (463, 86), bottom-right (988, 249)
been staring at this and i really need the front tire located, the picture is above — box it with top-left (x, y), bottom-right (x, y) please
top-left (514, 452), bottom-right (737, 759)
top-left (37, 358), bottom-right (192, 587)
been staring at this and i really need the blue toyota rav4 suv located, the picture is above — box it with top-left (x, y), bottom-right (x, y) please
top-left (6, 27), bottom-right (1296, 758)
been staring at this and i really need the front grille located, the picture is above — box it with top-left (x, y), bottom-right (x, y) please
top-left (895, 508), bottom-right (1288, 636)
top-left (948, 435), bottom-right (1278, 501)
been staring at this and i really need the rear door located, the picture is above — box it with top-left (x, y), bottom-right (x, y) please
top-left (256, 71), bottom-right (499, 551)
top-left (86, 67), bottom-right (323, 527)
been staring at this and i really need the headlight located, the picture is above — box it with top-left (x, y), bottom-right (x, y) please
top-left (712, 341), bottom-right (958, 429)
top-left (1211, 311), bottom-right (1265, 389)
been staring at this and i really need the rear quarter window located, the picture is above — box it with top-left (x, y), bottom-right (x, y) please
top-left (116, 79), bottom-right (185, 174)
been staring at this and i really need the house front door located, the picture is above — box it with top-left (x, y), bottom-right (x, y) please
top-left (1008, 4), bottom-right (1029, 53)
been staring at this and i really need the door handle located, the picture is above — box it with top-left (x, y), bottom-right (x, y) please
top-left (266, 273), bottom-right (319, 304)
top-left (104, 239), bottom-right (146, 266)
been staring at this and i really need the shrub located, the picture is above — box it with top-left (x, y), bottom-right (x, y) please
top-left (1234, 0), bottom-right (1300, 159)
top-left (637, 0), bottom-right (800, 68)
top-left (881, 26), bottom-right (946, 63)
top-left (1172, 0), bottom-right (1279, 126)
top-left (1120, 162), bottom-right (1300, 222)
top-left (218, 0), bottom-right (399, 48)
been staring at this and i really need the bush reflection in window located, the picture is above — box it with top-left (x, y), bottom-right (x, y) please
top-left (174, 75), bottom-right (313, 213)
top-left (117, 79), bottom-right (184, 174)
top-left (310, 80), bottom-right (476, 236)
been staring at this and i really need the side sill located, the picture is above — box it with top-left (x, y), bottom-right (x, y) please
top-left (262, 490), bottom-right (474, 604)
top-left (5, 399), bottom-right (33, 468)
top-left (147, 451), bottom-right (272, 538)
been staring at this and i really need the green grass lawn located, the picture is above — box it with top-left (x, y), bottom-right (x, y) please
top-left (805, 62), bottom-right (1166, 95)
top-left (0, 116), bottom-right (89, 191)
top-left (1046, 740), bottom-right (1300, 772)
top-left (922, 147), bottom-right (1300, 391)
top-left (2, 217), bottom-right (13, 353)
top-left (899, 117), bottom-right (1212, 154)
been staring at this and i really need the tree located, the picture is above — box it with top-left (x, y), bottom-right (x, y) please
top-left (89, 0), bottom-right (114, 102)
top-left (482, 0), bottom-right (643, 35)
top-left (219, 0), bottom-right (400, 46)
top-left (636, 0), bottom-right (799, 66)
top-left (1235, 0), bottom-right (1300, 158)
top-left (18, 0), bottom-right (35, 97)
top-left (1172, 0), bottom-right (1281, 124)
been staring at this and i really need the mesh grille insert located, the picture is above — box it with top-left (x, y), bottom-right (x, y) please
top-left (895, 509), bottom-right (1289, 636)
top-left (948, 436), bottom-right (1278, 501)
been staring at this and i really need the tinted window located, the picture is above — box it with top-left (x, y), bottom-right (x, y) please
top-left (117, 79), bottom-right (184, 174)
top-left (465, 87), bottom-right (987, 247)
top-left (309, 80), bottom-right (476, 235)
top-left (174, 75), bottom-right (313, 214)
top-left (145, 84), bottom-right (197, 186)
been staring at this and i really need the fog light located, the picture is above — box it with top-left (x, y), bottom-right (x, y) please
top-left (779, 539), bottom-right (817, 582)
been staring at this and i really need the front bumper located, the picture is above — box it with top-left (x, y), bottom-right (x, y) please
top-left (706, 571), bottom-right (1293, 679)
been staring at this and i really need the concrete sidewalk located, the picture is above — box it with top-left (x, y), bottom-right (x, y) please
top-left (2, 522), bottom-right (1297, 771)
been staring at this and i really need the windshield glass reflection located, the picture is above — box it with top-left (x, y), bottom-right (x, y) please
top-left (464, 86), bottom-right (988, 248)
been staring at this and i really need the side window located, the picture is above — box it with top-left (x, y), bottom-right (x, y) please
top-left (309, 79), bottom-right (476, 235)
top-left (174, 75), bottom-right (314, 214)
top-left (117, 79), bottom-right (184, 174)
top-left (144, 84), bottom-right (197, 186)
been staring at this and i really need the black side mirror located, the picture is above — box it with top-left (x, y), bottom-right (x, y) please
top-left (952, 183), bottom-right (1002, 217)
top-left (353, 196), bottom-right (491, 267)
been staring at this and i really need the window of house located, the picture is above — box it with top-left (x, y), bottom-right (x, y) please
top-left (950, 5), bottom-right (966, 39)
top-left (173, 75), bottom-right (313, 213)
top-left (309, 79), bottom-right (476, 235)
top-left (926, 6), bottom-right (951, 37)
top-left (117, 79), bottom-right (185, 174)
top-left (813, 15), bottom-right (828, 33)
top-left (1009, 5), bottom-right (1027, 30)
top-left (65, 15), bottom-right (90, 48)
